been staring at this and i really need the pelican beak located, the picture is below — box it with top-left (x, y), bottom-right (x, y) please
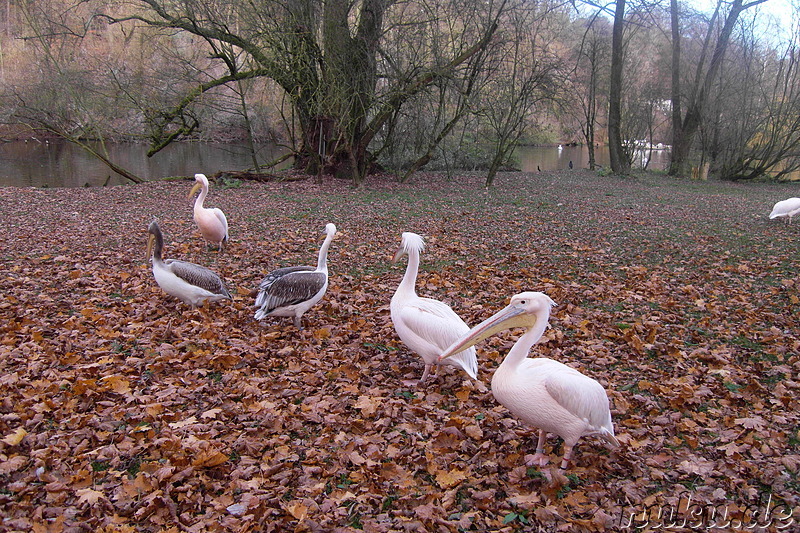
top-left (188, 182), bottom-right (202, 201)
top-left (146, 233), bottom-right (155, 261)
top-left (392, 247), bottom-right (405, 263)
top-left (439, 303), bottom-right (532, 361)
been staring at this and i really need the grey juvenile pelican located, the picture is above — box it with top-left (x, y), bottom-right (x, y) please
top-left (254, 223), bottom-right (337, 328)
top-left (146, 219), bottom-right (232, 308)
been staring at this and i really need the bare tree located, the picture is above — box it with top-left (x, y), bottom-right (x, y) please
top-left (380, 1), bottom-right (499, 182)
top-left (710, 16), bottom-right (800, 180)
top-left (480, 3), bottom-right (560, 186)
top-left (668, 0), bottom-right (767, 178)
top-left (100, 0), bottom-right (508, 185)
top-left (609, 0), bottom-right (631, 174)
top-left (569, 17), bottom-right (612, 170)
top-left (619, 10), bottom-right (673, 170)
top-left (4, 0), bottom-right (145, 183)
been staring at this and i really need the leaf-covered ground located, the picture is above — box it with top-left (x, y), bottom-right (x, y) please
top-left (1, 170), bottom-right (798, 532)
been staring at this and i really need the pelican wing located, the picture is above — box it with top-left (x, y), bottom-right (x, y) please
top-left (539, 362), bottom-right (613, 431)
top-left (396, 297), bottom-right (478, 378)
top-left (212, 208), bottom-right (229, 239)
top-left (770, 198), bottom-right (800, 218)
top-left (398, 298), bottom-right (470, 348)
top-left (166, 259), bottom-right (230, 298)
top-left (256, 269), bottom-right (326, 313)
top-left (257, 266), bottom-right (315, 292)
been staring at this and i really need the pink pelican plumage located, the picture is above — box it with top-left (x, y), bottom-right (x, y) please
top-left (440, 291), bottom-right (619, 470)
top-left (391, 232), bottom-right (478, 385)
top-left (146, 219), bottom-right (231, 308)
top-left (769, 198), bottom-right (800, 223)
top-left (254, 223), bottom-right (337, 328)
top-left (188, 173), bottom-right (229, 250)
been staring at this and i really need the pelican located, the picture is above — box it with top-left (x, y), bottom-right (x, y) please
top-left (254, 223), bottom-right (337, 328)
top-left (769, 198), bottom-right (800, 223)
top-left (390, 232), bottom-right (478, 384)
top-left (146, 219), bottom-right (232, 308)
top-left (439, 292), bottom-right (619, 470)
top-left (188, 173), bottom-right (229, 250)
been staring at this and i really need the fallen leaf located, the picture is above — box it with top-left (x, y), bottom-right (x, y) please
top-left (76, 488), bottom-right (105, 505)
top-left (227, 502), bottom-right (247, 516)
top-left (286, 500), bottom-right (308, 520)
top-left (201, 408), bottom-right (223, 419)
top-left (192, 448), bottom-right (229, 468)
top-left (435, 468), bottom-right (468, 489)
top-left (2, 428), bottom-right (27, 446)
top-left (354, 395), bottom-right (381, 417)
top-left (0, 455), bottom-right (27, 474)
top-left (100, 375), bottom-right (131, 394)
top-left (169, 416), bottom-right (198, 429)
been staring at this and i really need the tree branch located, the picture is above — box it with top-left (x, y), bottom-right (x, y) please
top-left (363, 3), bottom-right (505, 149)
top-left (144, 68), bottom-right (272, 155)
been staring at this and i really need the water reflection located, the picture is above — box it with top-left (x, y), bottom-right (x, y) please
top-left (0, 140), bottom-right (287, 188)
top-left (0, 140), bottom-right (672, 188)
top-left (514, 144), bottom-right (671, 173)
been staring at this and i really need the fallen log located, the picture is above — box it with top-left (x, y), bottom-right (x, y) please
top-left (210, 170), bottom-right (309, 183)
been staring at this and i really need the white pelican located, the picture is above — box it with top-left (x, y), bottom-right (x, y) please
top-left (439, 291), bottom-right (619, 470)
top-left (254, 223), bottom-right (337, 328)
top-left (188, 173), bottom-right (229, 250)
top-left (769, 198), bottom-right (800, 223)
top-left (391, 232), bottom-right (478, 384)
top-left (146, 219), bottom-right (232, 308)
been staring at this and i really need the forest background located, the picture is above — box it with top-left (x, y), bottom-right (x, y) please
top-left (0, 0), bottom-right (799, 186)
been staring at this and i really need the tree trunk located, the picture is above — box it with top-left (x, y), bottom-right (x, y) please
top-left (102, 0), bottom-right (506, 184)
top-left (585, 60), bottom-right (598, 171)
top-left (234, 79), bottom-right (260, 172)
top-left (320, 0), bottom-right (383, 185)
top-left (401, 103), bottom-right (471, 183)
top-left (608, 0), bottom-right (630, 174)
top-left (485, 154), bottom-right (504, 187)
top-left (668, 0), bottom-right (685, 176)
top-left (668, 0), bottom-right (761, 177)
top-left (74, 139), bottom-right (144, 184)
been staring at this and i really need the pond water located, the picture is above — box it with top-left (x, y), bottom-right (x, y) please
top-left (515, 144), bottom-right (670, 174)
top-left (0, 140), bottom-right (670, 188)
top-left (0, 141), bottom-right (288, 188)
